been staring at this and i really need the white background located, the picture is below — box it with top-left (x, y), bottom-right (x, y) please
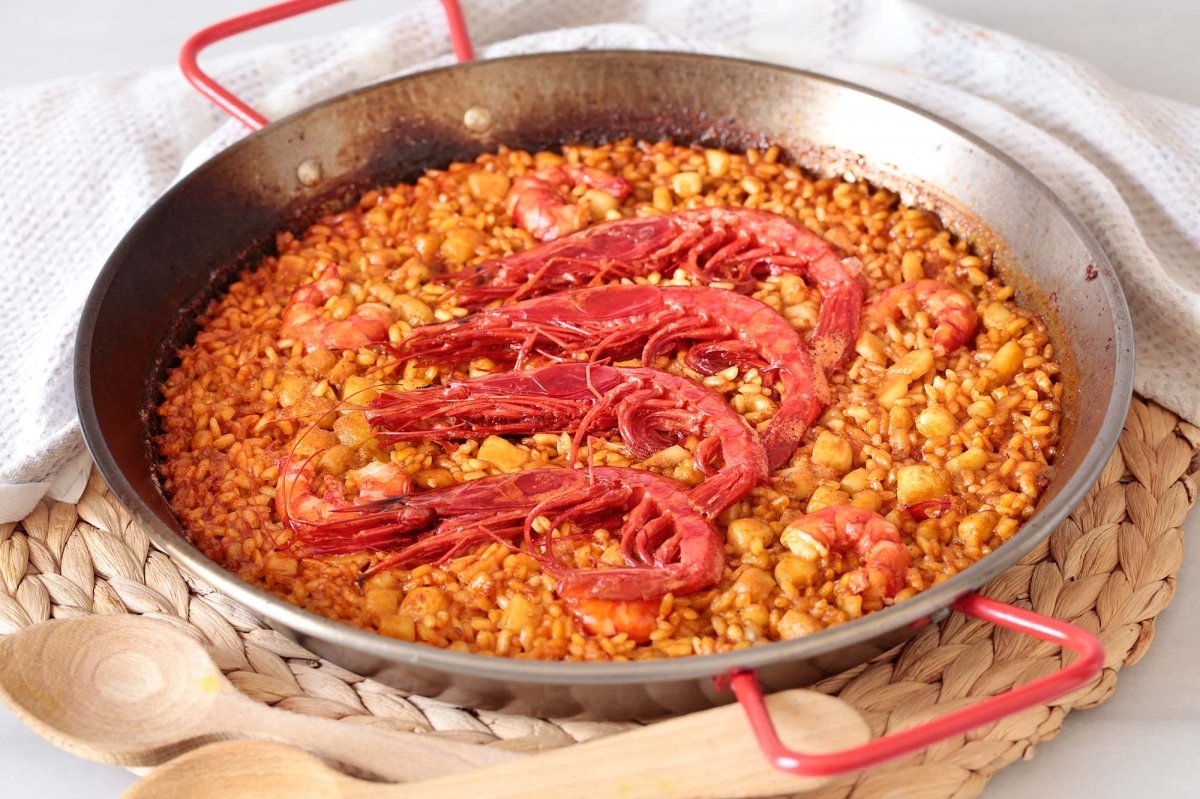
top-left (1, 1), bottom-right (1197, 797)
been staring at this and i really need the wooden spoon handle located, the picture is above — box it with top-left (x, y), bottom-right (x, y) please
top-left (392, 688), bottom-right (871, 799)
top-left (122, 740), bottom-right (363, 799)
top-left (139, 688), bottom-right (870, 799)
top-left (215, 691), bottom-right (519, 782)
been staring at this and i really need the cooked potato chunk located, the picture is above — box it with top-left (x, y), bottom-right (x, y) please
top-left (812, 431), bottom-right (853, 474)
top-left (989, 340), bottom-right (1024, 384)
top-left (467, 171), bottom-right (511, 202)
top-left (893, 348), bottom-right (935, 379)
top-left (727, 517), bottom-right (775, 555)
top-left (916, 406), bottom-right (957, 438)
top-left (877, 376), bottom-right (910, 408)
top-left (365, 588), bottom-right (401, 617)
top-left (671, 171), bottom-right (704, 198)
top-left (807, 485), bottom-right (850, 513)
top-left (732, 567), bottom-right (775, 603)
top-left (840, 468), bottom-right (873, 495)
top-left (958, 511), bottom-right (999, 547)
top-left (477, 436), bottom-right (530, 472)
top-left (400, 587), bottom-right (448, 619)
top-left (777, 609), bottom-right (823, 639)
top-left (500, 594), bottom-right (539, 632)
top-left (947, 447), bottom-right (989, 475)
top-left (775, 556), bottom-right (819, 597)
top-left (896, 464), bottom-right (952, 505)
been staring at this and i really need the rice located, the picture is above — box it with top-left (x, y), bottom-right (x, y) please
top-left (155, 139), bottom-right (1061, 661)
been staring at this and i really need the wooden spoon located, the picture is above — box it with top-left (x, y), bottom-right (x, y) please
top-left (125, 680), bottom-right (869, 799)
top-left (0, 615), bottom-right (517, 781)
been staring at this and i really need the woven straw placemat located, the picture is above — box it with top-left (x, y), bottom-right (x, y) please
top-left (1, 396), bottom-right (1196, 797)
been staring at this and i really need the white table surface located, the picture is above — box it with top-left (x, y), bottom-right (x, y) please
top-left (2, 1), bottom-right (1198, 797)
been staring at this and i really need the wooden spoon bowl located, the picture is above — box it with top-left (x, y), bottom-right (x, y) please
top-left (0, 615), bottom-right (229, 760)
top-left (0, 616), bottom-right (516, 779)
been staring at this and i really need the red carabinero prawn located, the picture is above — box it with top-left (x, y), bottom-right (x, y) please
top-left (388, 283), bottom-right (826, 470)
top-left (365, 362), bottom-right (769, 517)
top-left (446, 206), bottom-right (865, 373)
top-left (282, 465), bottom-right (725, 640)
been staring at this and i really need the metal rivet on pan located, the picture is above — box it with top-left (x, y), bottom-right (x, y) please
top-left (297, 158), bottom-right (323, 187)
top-left (462, 105), bottom-right (493, 133)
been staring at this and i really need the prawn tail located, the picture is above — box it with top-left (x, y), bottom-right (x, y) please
top-left (760, 394), bottom-right (824, 471)
top-left (686, 466), bottom-right (758, 518)
top-left (809, 283), bottom-right (864, 376)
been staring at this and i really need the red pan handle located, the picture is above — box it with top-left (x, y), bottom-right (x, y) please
top-left (179, 0), bottom-right (475, 131)
top-left (726, 592), bottom-right (1104, 776)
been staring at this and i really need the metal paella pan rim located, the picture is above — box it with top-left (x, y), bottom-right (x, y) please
top-left (75, 50), bottom-right (1133, 697)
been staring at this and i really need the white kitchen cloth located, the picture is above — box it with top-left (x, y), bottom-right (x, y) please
top-left (2, 0), bottom-right (1198, 522)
